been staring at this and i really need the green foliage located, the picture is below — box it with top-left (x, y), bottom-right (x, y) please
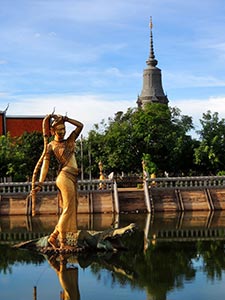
top-left (194, 111), bottom-right (225, 174)
top-left (142, 153), bottom-right (157, 174)
top-left (0, 133), bottom-right (12, 178)
top-left (217, 171), bottom-right (225, 176)
top-left (0, 131), bottom-right (43, 181)
top-left (85, 104), bottom-right (196, 176)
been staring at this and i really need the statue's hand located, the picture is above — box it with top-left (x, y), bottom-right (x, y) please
top-left (51, 114), bottom-right (64, 124)
top-left (52, 114), bottom-right (63, 119)
top-left (43, 114), bottom-right (53, 123)
top-left (31, 187), bottom-right (39, 196)
top-left (31, 183), bottom-right (43, 195)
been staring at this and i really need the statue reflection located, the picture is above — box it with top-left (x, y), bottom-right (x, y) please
top-left (48, 255), bottom-right (80, 300)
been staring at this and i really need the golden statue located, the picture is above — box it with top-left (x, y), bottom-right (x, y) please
top-left (32, 114), bottom-right (83, 250)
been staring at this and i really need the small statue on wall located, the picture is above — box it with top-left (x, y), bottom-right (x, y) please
top-left (98, 161), bottom-right (106, 190)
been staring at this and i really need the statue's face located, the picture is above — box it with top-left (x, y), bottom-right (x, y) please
top-left (54, 124), bottom-right (66, 141)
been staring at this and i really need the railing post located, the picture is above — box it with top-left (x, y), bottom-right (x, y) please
top-left (113, 180), bottom-right (119, 213)
top-left (144, 179), bottom-right (151, 213)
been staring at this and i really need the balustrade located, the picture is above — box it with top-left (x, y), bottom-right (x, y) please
top-left (147, 176), bottom-right (225, 189)
top-left (1, 176), bottom-right (225, 196)
top-left (0, 179), bottom-right (114, 195)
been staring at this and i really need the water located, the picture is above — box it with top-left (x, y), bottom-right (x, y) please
top-left (1, 211), bottom-right (225, 300)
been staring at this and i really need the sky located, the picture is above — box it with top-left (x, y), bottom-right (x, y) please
top-left (0, 0), bottom-right (225, 137)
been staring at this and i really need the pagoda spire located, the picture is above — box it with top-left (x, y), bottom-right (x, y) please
top-left (137, 17), bottom-right (169, 108)
top-left (146, 16), bottom-right (158, 67)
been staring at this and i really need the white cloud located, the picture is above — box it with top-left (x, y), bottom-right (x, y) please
top-left (4, 92), bottom-right (225, 139)
top-left (0, 0), bottom-right (225, 142)
top-left (5, 94), bottom-right (133, 136)
top-left (175, 96), bottom-right (225, 133)
top-left (165, 71), bottom-right (225, 89)
top-left (176, 96), bottom-right (225, 115)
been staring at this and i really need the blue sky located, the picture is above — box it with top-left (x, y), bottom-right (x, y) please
top-left (0, 0), bottom-right (225, 136)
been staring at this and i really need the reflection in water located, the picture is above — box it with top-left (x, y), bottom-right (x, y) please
top-left (13, 239), bottom-right (225, 300)
top-left (45, 247), bottom-right (141, 300)
top-left (2, 210), bottom-right (225, 243)
top-left (2, 211), bottom-right (225, 300)
top-left (48, 255), bottom-right (80, 300)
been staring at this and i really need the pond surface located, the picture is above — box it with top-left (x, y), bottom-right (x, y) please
top-left (1, 211), bottom-right (225, 300)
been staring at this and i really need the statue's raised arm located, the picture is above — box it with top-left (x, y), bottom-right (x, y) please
top-left (63, 116), bottom-right (83, 139)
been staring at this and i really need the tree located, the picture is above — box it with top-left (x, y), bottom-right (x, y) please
top-left (0, 132), bottom-right (44, 181)
top-left (103, 108), bottom-right (140, 174)
top-left (85, 122), bottom-right (108, 178)
top-left (0, 133), bottom-right (13, 180)
top-left (194, 111), bottom-right (225, 174)
top-left (131, 104), bottom-right (195, 175)
top-left (85, 104), bottom-right (195, 177)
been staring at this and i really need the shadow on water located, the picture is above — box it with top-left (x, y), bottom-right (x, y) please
top-left (2, 211), bottom-right (225, 299)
